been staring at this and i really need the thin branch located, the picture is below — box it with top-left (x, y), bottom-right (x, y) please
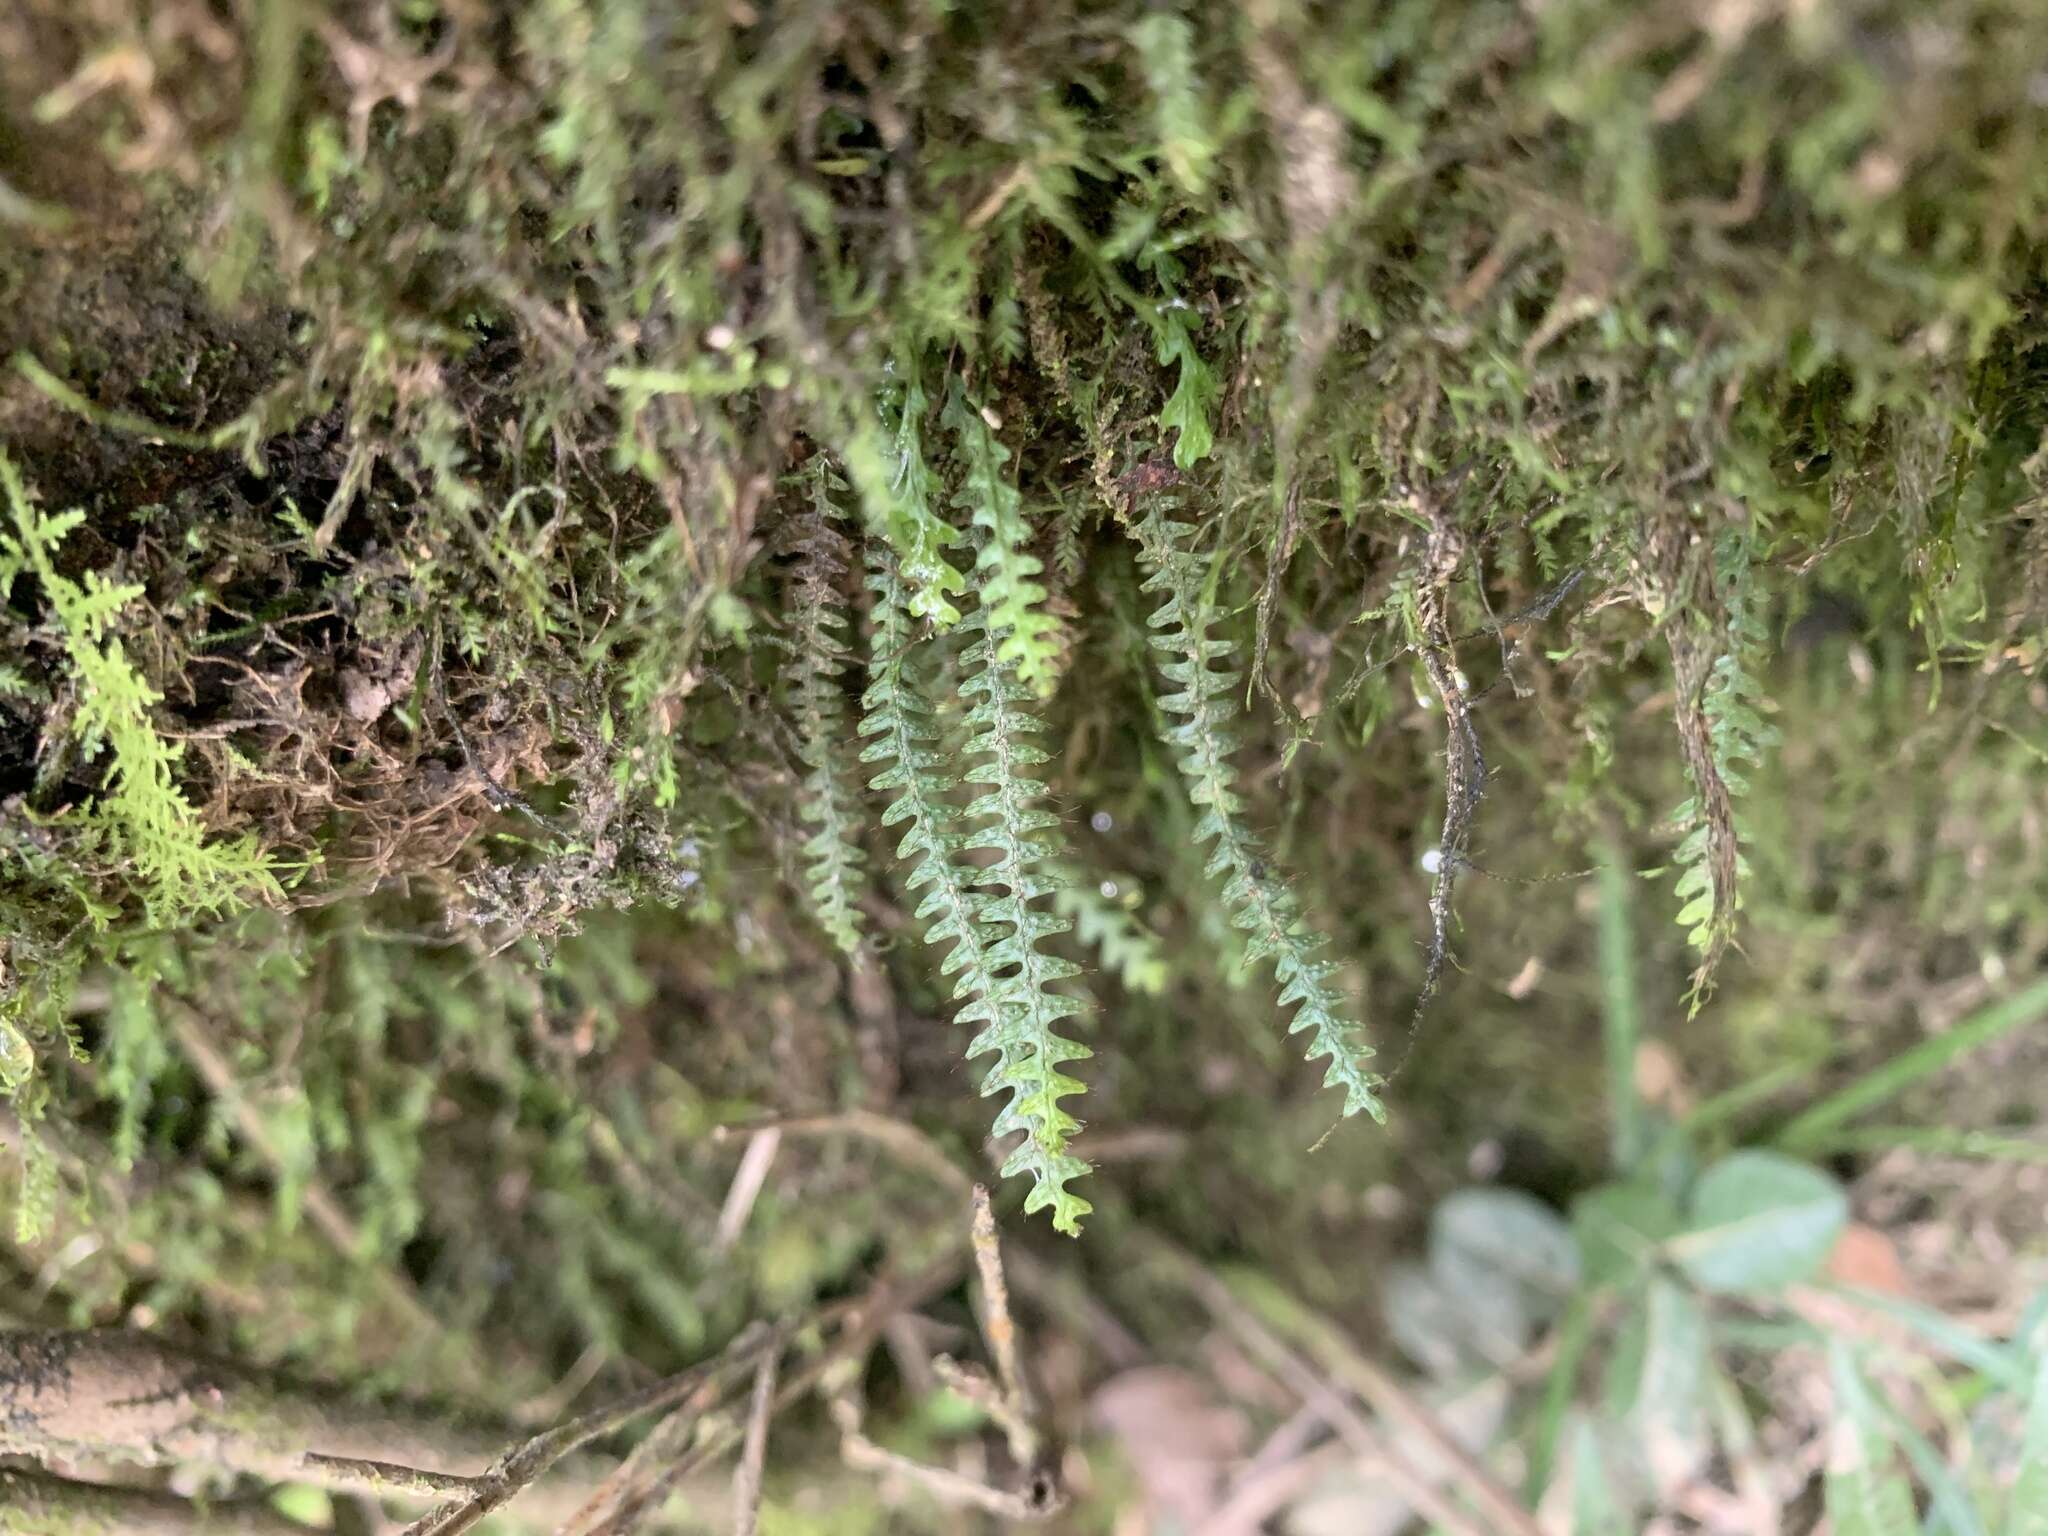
top-left (570, 1248), bottom-right (973, 1536)
top-left (301, 1455), bottom-right (485, 1500)
top-left (836, 1413), bottom-right (1059, 1521)
top-left (398, 1325), bottom-right (791, 1536)
top-left (731, 1346), bottom-right (781, 1536)
top-left (714, 1127), bottom-right (783, 1252)
top-left (969, 1183), bottom-right (1037, 1464)
top-left (713, 1111), bottom-right (973, 1197)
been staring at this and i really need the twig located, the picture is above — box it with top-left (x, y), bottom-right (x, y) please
top-left (302, 1455), bottom-right (484, 1500)
top-left (398, 1324), bottom-right (789, 1536)
top-left (969, 1184), bottom-right (1038, 1463)
top-left (713, 1111), bottom-right (972, 1198)
top-left (799, 1191), bottom-right (1063, 1526)
top-left (731, 1347), bottom-right (781, 1536)
top-left (835, 1411), bottom-right (1059, 1521)
top-left (715, 1127), bottom-right (782, 1252)
top-left (570, 1248), bottom-right (972, 1536)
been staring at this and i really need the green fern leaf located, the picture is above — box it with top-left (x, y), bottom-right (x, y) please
top-left (1129, 14), bottom-right (1216, 195)
top-left (821, 361), bottom-right (966, 628)
top-left (1155, 303), bottom-right (1216, 469)
top-left (780, 457), bottom-right (868, 955)
top-left (943, 380), bottom-right (1064, 697)
top-left (956, 611), bottom-right (1093, 1231)
top-left (1053, 866), bottom-right (1170, 997)
top-left (1133, 507), bottom-right (1383, 1120)
top-left (859, 550), bottom-right (1092, 1233)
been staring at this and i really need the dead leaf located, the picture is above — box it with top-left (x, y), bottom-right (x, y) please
top-left (1824, 1223), bottom-right (1909, 1297)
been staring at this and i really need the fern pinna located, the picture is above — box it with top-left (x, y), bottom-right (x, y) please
top-left (858, 551), bottom-right (1093, 1233)
top-left (1132, 506), bottom-right (1384, 1122)
top-left (781, 458), bottom-right (868, 955)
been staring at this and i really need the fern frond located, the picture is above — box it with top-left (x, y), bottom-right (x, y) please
top-left (858, 551), bottom-right (1092, 1233)
top-left (1053, 866), bottom-right (1169, 997)
top-left (876, 363), bottom-right (967, 627)
top-left (1154, 301), bottom-right (1217, 470)
top-left (780, 457), bottom-right (868, 955)
top-left (1133, 507), bottom-right (1384, 1121)
top-left (956, 610), bottom-right (1093, 1231)
top-left (943, 380), bottom-right (1063, 697)
top-left (859, 547), bottom-right (986, 984)
top-left (1129, 13), bottom-right (1217, 195)
top-left (817, 360), bottom-right (966, 628)
top-left (1668, 531), bottom-right (1780, 1010)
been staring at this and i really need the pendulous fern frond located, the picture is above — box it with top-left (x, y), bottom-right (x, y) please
top-left (1053, 865), bottom-right (1170, 998)
top-left (943, 380), bottom-right (1064, 697)
top-left (858, 550), bottom-right (1093, 1233)
top-left (1133, 506), bottom-right (1384, 1121)
top-left (1669, 531), bottom-right (1780, 1010)
top-left (780, 457), bottom-right (868, 955)
top-left (876, 362), bottom-right (967, 627)
top-left (957, 609), bottom-right (1094, 1231)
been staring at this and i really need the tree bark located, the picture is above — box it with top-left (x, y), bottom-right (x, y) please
top-left (0, 1468), bottom-right (313, 1536)
top-left (0, 1329), bottom-right (505, 1482)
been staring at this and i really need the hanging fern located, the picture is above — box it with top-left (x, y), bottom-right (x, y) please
top-left (1133, 506), bottom-right (1384, 1121)
top-left (1053, 865), bottom-right (1170, 998)
top-left (957, 609), bottom-right (1094, 1230)
top-left (780, 457), bottom-right (867, 956)
top-left (1668, 530), bottom-right (1780, 1010)
top-left (876, 362), bottom-right (967, 627)
top-left (943, 379), bottom-right (1064, 697)
top-left (858, 551), bottom-right (1093, 1233)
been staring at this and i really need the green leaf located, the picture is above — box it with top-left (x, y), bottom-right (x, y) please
top-left (270, 1484), bottom-right (334, 1526)
top-left (1775, 976), bottom-right (2048, 1156)
top-left (1671, 1150), bottom-right (1847, 1295)
top-left (1824, 1341), bottom-right (1917, 1536)
top-left (1603, 1277), bottom-right (1709, 1496)
top-left (1572, 1180), bottom-right (1682, 1290)
top-left (1566, 1419), bottom-right (1631, 1536)
top-left (1129, 14), bottom-right (1215, 194)
top-left (2006, 1349), bottom-right (2048, 1536)
top-left (1432, 1186), bottom-right (1580, 1306)
top-left (1595, 853), bottom-right (1646, 1170)
top-left (1155, 309), bottom-right (1216, 468)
